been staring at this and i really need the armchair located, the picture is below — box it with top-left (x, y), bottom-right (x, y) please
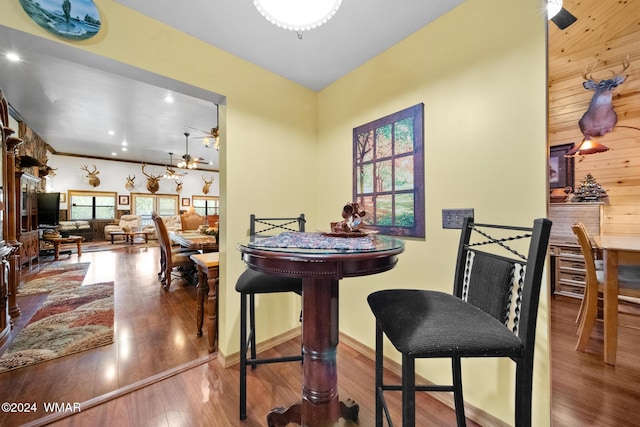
top-left (104, 214), bottom-right (142, 241)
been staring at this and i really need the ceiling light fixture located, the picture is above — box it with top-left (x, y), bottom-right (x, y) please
top-left (5, 52), bottom-right (21, 62)
top-left (254, 0), bottom-right (342, 39)
top-left (547, 0), bottom-right (577, 30)
top-left (564, 137), bottom-right (611, 157)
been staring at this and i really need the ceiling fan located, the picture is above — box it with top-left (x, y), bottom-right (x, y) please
top-left (186, 125), bottom-right (221, 151)
top-left (163, 152), bottom-right (186, 179)
top-left (177, 131), bottom-right (201, 169)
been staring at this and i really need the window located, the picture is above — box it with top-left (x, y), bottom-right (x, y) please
top-left (69, 190), bottom-right (117, 220)
top-left (353, 103), bottom-right (424, 237)
top-left (131, 193), bottom-right (179, 226)
top-left (192, 196), bottom-right (219, 217)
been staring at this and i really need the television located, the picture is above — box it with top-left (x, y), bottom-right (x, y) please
top-left (37, 192), bottom-right (61, 227)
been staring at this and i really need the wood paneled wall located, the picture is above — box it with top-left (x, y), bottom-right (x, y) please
top-left (549, 0), bottom-right (640, 235)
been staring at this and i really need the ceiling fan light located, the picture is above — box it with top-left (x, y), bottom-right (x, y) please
top-left (254, 0), bottom-right (342, 32)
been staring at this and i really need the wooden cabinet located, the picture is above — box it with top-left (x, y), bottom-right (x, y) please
top-left (549, 203), bottom-right (603, 299)
top-left (17, 173), bottom-right (40, 267)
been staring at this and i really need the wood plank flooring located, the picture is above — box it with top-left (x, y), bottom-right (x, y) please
top-left (0, 247), bottom-right (210, 427)
top-left (1, 247), bottom-right (639, 426)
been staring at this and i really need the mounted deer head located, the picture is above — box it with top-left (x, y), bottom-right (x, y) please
top-left (81, 164), bottom-right (100, 187)
top-left (202, 176), bottom-right (214, 195)
top-left (125, 174), bottom-right (135, 191)
top-left (142, 163), bottom-right (162, 194)
top-left (175, 179), bottom-right (183, 193)
top-left (579, 55), bottom-right (630, 138)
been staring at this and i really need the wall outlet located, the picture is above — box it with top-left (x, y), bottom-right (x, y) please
top-left (442, 209), bottom-right (474, 229)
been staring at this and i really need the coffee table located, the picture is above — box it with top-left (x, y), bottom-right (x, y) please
top-left (42, 235), bottom-right (83, 260)
top-left (110, 230), bottom-right (150, 244)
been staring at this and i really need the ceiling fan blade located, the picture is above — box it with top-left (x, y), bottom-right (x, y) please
top-left (551, 7), bottom-right (577, 30)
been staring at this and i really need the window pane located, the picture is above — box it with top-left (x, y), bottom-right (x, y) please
top-left (357, 131), bottom-right (374, 163)
top-left (394, 156), bottom-right (414, 191)
top-left (395, 193), bottom-right (415, 227)
top-left (71, 206), bottom-right (91, 220)
top-left (158, 197), bottom-right (177, 216)
top-left (376, 160), bottom-right (393, 192)
top-left (375, 124), bottom-right (392, 158)
top-left (376, 195), bottom-right (393, 225)
top-left (95, 206), bottom-right (114, 219)
top-left (95, 196), bottom-right (114, 207)
top-left (395, 117), bottom-right (414, 154)
top-left (358, 163), bottom-right (374, 194)
top-left (135, 196), bottom-right (154, 216)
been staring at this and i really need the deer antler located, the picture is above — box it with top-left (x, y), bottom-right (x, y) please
top-left (141, 163), bottom-right (161, 178)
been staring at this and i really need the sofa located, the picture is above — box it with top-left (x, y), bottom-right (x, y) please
top-left (104, 215), bottom-right (142, 241)
top-left (143, 215), bottom-right (182, 239)
top-left (58, 220), bottom-right (94, 241)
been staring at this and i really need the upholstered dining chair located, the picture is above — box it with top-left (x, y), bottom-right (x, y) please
top-left (368, 217), bottom-right (551, 427)
top-left (180, 208), bottom-right (205, 231)
top-left (572, 223), bottom-right (640, 352)
top-left (153, 214), bottom-right (197, 290)
top-left (236, 214), bottom-right (306, 420)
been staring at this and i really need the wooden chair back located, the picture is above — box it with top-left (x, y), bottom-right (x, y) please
top-left (181, 210), bottom-right (204, 231)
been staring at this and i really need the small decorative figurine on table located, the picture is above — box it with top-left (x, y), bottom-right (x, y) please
top-left (332, 202), bottom-right (367, 233)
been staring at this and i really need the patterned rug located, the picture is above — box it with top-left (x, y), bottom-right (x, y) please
top-left (17, 262), bottom-right (91, 296)
top-left (2, 263), bottom-right (113, 372)
top-left (0, 282), bottom-right (114, 373)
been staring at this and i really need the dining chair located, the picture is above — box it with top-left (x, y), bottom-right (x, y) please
top-left (181, 209), bottom-right (205, 231)
top-left (153, 214), bottom-right (197, 290)
top-left (368, 217), bottom-right (551, 427)
top-left (236, 214), bottom-right (306, 420)
top-left (572, 223), bottom-right (640, 352)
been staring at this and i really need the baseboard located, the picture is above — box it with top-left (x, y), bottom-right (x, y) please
top-left (339, 333), bottom-right (510, 427)
top-left (221, 326), bottom-right (301, 368)
top-left (22, 353), bottom-right (218, 427)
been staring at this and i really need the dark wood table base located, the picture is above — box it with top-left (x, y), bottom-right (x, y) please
top-left (267, 399), bottom-right (359, 427)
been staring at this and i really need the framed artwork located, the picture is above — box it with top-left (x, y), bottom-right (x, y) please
top-left (182, 198), bottom-right (191, 207)
top-left (59, 193), bottom-right (66, 203)
top-left (118, 195), bottom-right (129, 205)
top-left (550, 143), bottom-right (575, 189)
top-left (19, 0), bottom-right (102, 41)
top-left (353, 103), bottom-right (425, 238)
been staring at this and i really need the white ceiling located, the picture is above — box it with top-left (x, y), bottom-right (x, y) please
top-left (0, 0), bottom-right (464, 170)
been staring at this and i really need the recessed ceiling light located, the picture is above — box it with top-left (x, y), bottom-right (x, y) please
top-left (165, 95), bottom-right (174, 103)
top-left (121, 140), bottom-right (128, 146)
top-left (6, 52), bottom-right (21, 62)
top-left (122, 147), bottom-right (128, 152)
top-left (111, 152), bottom-right (117, 156)
top-left (108, 130), bottom-right (115, 136)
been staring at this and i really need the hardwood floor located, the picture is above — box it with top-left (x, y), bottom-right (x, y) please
top-left (0, 247), bottom-right (210, 427)
top-left (550, 297), bottom-right (640, 427)
top-left (2, 247), bottom-right (639, 426)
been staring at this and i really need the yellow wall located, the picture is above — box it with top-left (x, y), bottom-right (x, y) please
top-left (317, 0), bottom-right (548, 424)
top-left (0, 0), bottom-right (318, 362)
top-left (1, 0), bottom-right (550, 424)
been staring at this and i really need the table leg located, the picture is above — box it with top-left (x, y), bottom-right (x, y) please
top-left (196, 266), bottom-right (206, 337)
top-left (76, 240), bottom-right (82, 257)
top-left (111, 234), bottom-right (116, 244)
top-left (604, 250), bottom-right (619, 365)
top-left (267, 278), bottom-right (359, 427)
top-left (207, 266), bottom-right (218, 353)
top-left (54, 241), bottom-right (61, 261)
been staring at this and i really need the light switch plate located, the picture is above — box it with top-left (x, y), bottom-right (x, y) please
top-left (442, 209), bottom-right (474, 229)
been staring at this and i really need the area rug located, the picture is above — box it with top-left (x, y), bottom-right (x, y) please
top-left (0, 282), bottom-right (114, 373)
top-left (17, 262), bottom-right (91, 296)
